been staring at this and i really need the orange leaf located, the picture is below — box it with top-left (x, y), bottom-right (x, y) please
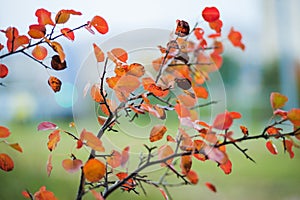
top-left (110, 48), bottom-right (128, 63)
top-left (21, 190), bottom-right (31, 198)
top-left (209, 19), bottom-right (223, 33)
top-left (210, 51), bottom-right (223, 69)
top-left (158, 145), bottom-right (174, 166)
top-left (107, 150), bottom-right (122, 168)
top-left (90, 16), bottom-right (109, 34)
top-left (51, 55), bottom-right (67, 70)
top-left (202, 7), bottom-right (220, 22)
top-left (83, 158), bottom-right (106, 182)
top-left (0, 153), bottom-right (14, 172)
top-left (7, 35), bottom-right (29, 52)
top-left (166, 135), bottom-right (176, 142)
top-left (240, 125), bottom-right (248, 136)
top-left (205, 182), bottom-right (217, 193)
top-left (194, 27), bottom-right (204, 40)
top-left (0, 64), bottom-right (8, 78)
top-left (32, 45), bottom-right (48, 60)
top-left (48, 76), bottom-right (62, 93)
top-left (284, 140), bottom-right (294, 159)
top-left (90, 83), bottom-right (105, 103)
top-left (287, 108), bottom-right (300, 126)
top-left (80, 129), bottom-right (105, 152)
top-left (174, 102), bottom-right (190, 118)
top-left (266, 141), bottom-right (278, 155)
top-left (47, 130), bottom-right (60, 151)
top-left (93, 43), bottom-right (105, 62)
top-left (186, 170), bottom-right (199, 184)
top-left (46, 154), bottom-right (53, 177)
top-left (219, 159), bottom-right (232, 174)
top-left (127, 63), bottom-right (145, 77)
top-left (121, 146), bottom-right (130, 167)
top-left (212, 112), bottom-right (233, 130)
top-left (177, 94), bottom-right (196, 108)
top-left (149, 124), bottom-right (167, 142)
top-left (34, 186), bottom-right (58, 200)
top-left (270, 92), bottom-right (288, 110)
top-left (213, 40), bottom-right (224, 54)
top-left (180, 155), bottom-right (192, 174)
top-left (60, 28), bottom-right (75, 41)
top-left (35, 8), bottom-right (55, 26)
top-left (142, 77), bottom-right (168, 97)
top-left (51, 41), bottom-right (65, 62)
top-left (4, 27), bottom-right (19, 41)
top-left (8, 143), bottom-right (23, 153)
top-left (28, 24), bottom-right (46, 39)
top-left (228, 27), bottom-right (245, 50)
top-left (116, 172), bottom-right (136, 191)
top-left (193, 86), bottom-right (208, 99)
top-left (0, 43), bottom-right (4, 51)
top-left (37, 121), bottom-right (57, 131)
top-left (0, 126), bottom-right (10, 138)
top-left (77, 140), bottom-right (83, 149)
top-left (229, 111), bottom-right (242, 119)
top-left (55, 9), bottom-right (82, 24)
top-left (62, 158), bottom-right (83, 173)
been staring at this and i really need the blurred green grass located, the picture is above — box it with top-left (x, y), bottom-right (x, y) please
top-left (1, 120), bottom-right (300, 200)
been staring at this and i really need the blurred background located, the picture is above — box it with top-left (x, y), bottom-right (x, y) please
top-left (0, 0), bottom-right (300, 199)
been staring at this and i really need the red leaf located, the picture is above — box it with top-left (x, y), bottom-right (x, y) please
top-left (166, 135), bottom-right (176, 142)
top-left (266, 141), bottom-right (278, 155)
top-left (210, 51), bottom-right (223, 69)
top-left (37, 121), bottom-right (57, 131)
top-left (32, 45), bottom-right (48, 60)
top-left (212, 112), bottom-right (233, 130)
top-left (80, 129), bottom-right (105, 152)
top-left (90, 16), bottom-right (109, 34)
top-left (194, 28), bottom-right (204, 40)
top-left (219, 159), bottom-right (232, 174)
top-left (107, 150), bottom-right (122, 168)
top-left (35, 8), bottom-right (55, 26)
top-left (34, 186), bottom-right (58, 200)
top-left (47, 130), bottom-right (60, 152)
top-left (209, 19), bottom-right (223, 33)
top-left (21, 190), bottom-right (31, 198)
top-left (83, 158), bottom-right (106, 182)
top-left (202, 7), bottom-right (220, 22)
top-left (287, 108), bottom-right (300, 126)
top-left (121, 146), bottom-right (130, 167)
top-left (0, 64), bottom-right (8, 78)
top-left (205, 182), bottom-right (217, 193)
top-left (116, 172), bottom-right (136, 191)
top-left (284, 140), bottom-right (294, 159)
top-left (28, 24), bottom-right (46, 39)
top-left (60, 28), bottom-right (75, 41)
top-left (158, 145), bottom-right (174, 166)
top-left (149, 124), bottom-right (167, 142)
top-left (62, 158), bottom-right (83, 173)
top-left (228, 27), bottom-right (245, 50)
top-left (186, 170), bottom-right (199, 184)
top-left (193, 86), bottom-right (208, 99)
top-left (0, 126), bottom-right (10, 138)
top-left (0, 153), bottom-right (14, 172)
top-left (93, 43), bottom-right (105, 62)
top-left (46, 154), bottom-right (53, 177)
top-left (229, 111), bottom-right (242, 119)
top-left (270, 92), bottom-right (288, 110)
top-left (7, 35), bottom-right (29, 52)
top-left (240, 125), bottom-right (249, 136)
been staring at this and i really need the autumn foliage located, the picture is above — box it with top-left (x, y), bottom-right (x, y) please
top-left (0, 5), bottom-right (299, 200)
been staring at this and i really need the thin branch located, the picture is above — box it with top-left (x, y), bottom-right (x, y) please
top-left (21, 51), bottom-right (50, 69)
top-left (231, 142), bottom-right (255, 163)
top-left (190, 100), bottom-right (218, 110)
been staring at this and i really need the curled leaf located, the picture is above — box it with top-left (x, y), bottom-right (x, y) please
top-left (205, 182), bottom-right (217, 193)
top-left (35, 8), bottom-right (55, 26)
top-left (284, 140), bottom-right (294, 159)
top-left (0, 126), bottom-right (10, 138)
top-left (93, 43), bottom-right (105, 62)
top-left (83, 158), bottom-right (106, 182)
top-left (175, 20), bottom-right (190, 37)
top-left (28, 24), bottom-right (46, 39)
top-left (0, 153), bottom-right (14, 172)
top-left (51, 41), bottom-right (65, 62)
top-left (47, 154), bottom-right (53, 177)
top-left (228, 27), bottom-right (245, 50)
top-left (37, 121), bottom-right (57, 131)
top-left (8, 143), bottom-right (23, 153)
top-left (180, 155), bottom-right (192, 174)
top-left (55, 9), bottom-right (82, 24)
top-left (51, 55), bottom-right (67, 70)
top-left (47, 130), bottom-right (60, 152)
top-left (266, 141), bottom-right (278, 155)
top-left (110, 48), bottom-right (128, 63)
top-left (149, 124), bottom-right (167, 142)
top-left (48, 76), bottom-right (62, 93)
